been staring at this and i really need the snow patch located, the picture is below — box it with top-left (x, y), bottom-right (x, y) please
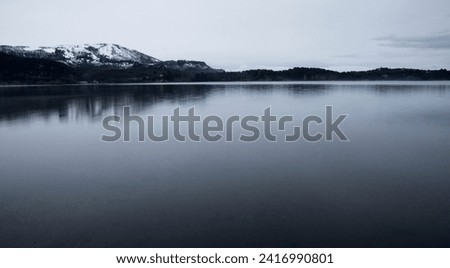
top-left (0, 43), bottom-right (161, 67)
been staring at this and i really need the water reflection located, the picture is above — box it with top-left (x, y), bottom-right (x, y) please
top-left (0, 83), bottom-right (337, 123)
top-left (1, 82), bottom-right (448, 124)
top-left (0, 84), bottom-right (216, 123)
top-left (0, 82), bottom-right (449, 247)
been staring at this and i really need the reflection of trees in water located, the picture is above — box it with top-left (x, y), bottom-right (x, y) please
top-left (0, 84), bottom-right (217, 123)
top-left (0, 84), bottom-right (333, 123)
top-left (2, 83), bottom-right (446, 123)
top-left (216, 83), bottom-right (332, 97)
top-left (370, 84), bottom-right (449, 96)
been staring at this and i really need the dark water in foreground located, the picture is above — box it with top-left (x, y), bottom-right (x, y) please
top-left (0, 82), bottom-right (449, 247)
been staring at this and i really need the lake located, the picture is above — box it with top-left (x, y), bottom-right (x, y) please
top-left (0, 82), bottom-right (449, 247)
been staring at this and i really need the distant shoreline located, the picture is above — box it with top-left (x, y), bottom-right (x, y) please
top-left (2, 51), bottom-right (450, 84)
top-left (2, 80), bottom-right (450, 88)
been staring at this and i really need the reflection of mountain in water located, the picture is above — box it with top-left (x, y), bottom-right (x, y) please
top-left (0, 85), bottom-right (217, 123)
top-left (0, 84), bottom-right (329, 123)
top-left (1, 83), bottom-right (446, 123)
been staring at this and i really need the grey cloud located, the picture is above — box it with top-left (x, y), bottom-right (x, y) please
top-left (376, 32), bottom-right (450, 49)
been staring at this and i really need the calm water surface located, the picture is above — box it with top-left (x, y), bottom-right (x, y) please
top-left (0, 82), bottom-right (449, 247)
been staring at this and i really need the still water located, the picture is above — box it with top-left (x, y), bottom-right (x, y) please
top-left (0, 82), bottom-right (449, 247)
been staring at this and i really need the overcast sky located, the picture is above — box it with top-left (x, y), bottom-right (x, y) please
top-left (1, 0), bottom-right (449, 71)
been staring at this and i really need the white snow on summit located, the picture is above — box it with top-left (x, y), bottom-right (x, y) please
top-left (0, 43), bottom-right (161, 67)
top-left (0, 43), bottom-right (217, 71)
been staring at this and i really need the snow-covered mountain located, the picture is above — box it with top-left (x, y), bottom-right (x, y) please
top-left (0, 43), bottom-right (161, 67)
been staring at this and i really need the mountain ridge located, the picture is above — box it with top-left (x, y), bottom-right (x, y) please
top-left (1, 43), bottom-right (450, 84)
top-left (0, 43), bottom-right (217, 71)
top-left (0, 43), bottom-right (161, 67)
